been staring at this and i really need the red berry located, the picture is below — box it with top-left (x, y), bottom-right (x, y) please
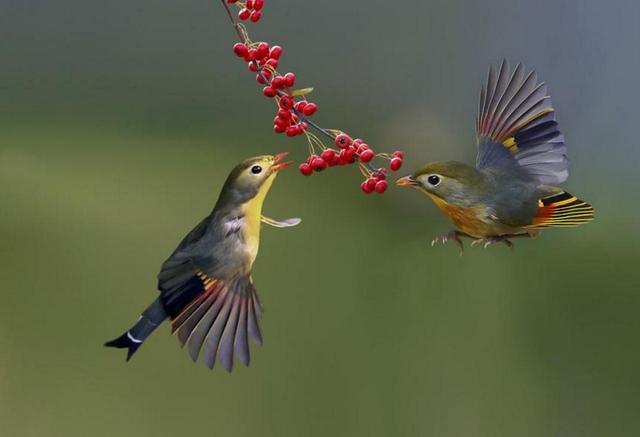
top-left (233, 43), bottom-right (248, 58)
top-left (283, 72), bottom-right (296, 87)
top-left (271, 76), bottom-right (285, 89)
top-left (238, 8), bottom-right (251, 20)
top-left (334, 133), bottom-right (352, 149)
top-left (359, 149), bottom-right (375, 163)
top-left (302, 102), bottom-right (317, 116)
top-left (374, 180), bottom-right (388, 193)
top-left (293, 126), bottom-right (303, 136)
top-left (277, 109), bottom-right (292, 120)
top-left (294, 100), bottom-right (308, 112)
top-left (279, 96), bottom-right (294, 110)
top-left (253, 0), bottom-right (265, 10)
top-left (274, 116), bottom-right (288, 128)
top-left (365, 178), bottom-right (377, 191)
top-left (247, 62), bottom-right (257, 72)
top-left (266, 58), bottom-right (278, 69)
top-left (393, 150), bottom-right (404, 159)
top-left (374, 168), bottom-right (388, 180)
top-left (352, 138), bottom-right (364, 146)
top-left (263, 86), bottom-right (277, 97)
top-left (269, 45), bottom-right (283, 60)
top-left (244, 48), bottom-right (257, 61)
top-left (356, 145), bottom-right (368, 155)
top-left (311, 157), bottom-right (327, 171)
top-left (246, 0), bottom-right (254, 8)
top-left (339, 147), bottom-right (355, 163)
top-left (250, 10), bottom-right (262, 22)
top-left (299, 163), bottom-right (313, 176)
top-left (286, 126), bottom-right (298, 137)
top-left (274, 124), bottom-right (286, 133)
top-left (361, 181), bottom-right (373, 194)
top-left (256, 70), bottom-right (272, 84)
top-left (390, 157), bottom-right (403, 171)
top-left (321, 148), bottom-right (336, 162)
top-left (256, 42), bottom-right (269, 60)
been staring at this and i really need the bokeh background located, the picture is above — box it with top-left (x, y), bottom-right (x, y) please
top-left (2, 0), bottom-right (639, 436)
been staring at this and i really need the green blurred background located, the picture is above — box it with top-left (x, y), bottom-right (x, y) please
top-left (1, 0), bottom-right (639, 436)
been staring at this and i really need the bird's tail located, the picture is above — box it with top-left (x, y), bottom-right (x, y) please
top-left (104, 298), bottom-right (168, 361)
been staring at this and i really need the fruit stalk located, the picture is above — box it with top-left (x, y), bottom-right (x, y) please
top-left (219, 0), bottom-right (403, 194)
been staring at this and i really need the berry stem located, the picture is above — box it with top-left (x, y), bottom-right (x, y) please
top-left (220, 0), bottom-right (248, 43)
top-left (220, 0), bottom-right (379, 174)
top-left (294, 113), bottom-right (379, 174)
top-left (218, 0), bottom-right (402, 192)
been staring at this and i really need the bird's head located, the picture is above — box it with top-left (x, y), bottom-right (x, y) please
top-left (396, 161), bottom-right (483, 204)
top-left (218, 152), bottom-right (292, 206)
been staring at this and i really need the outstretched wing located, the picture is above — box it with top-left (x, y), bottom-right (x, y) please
top-left (158, 254), bottom-right (263, 372)
top-left (476, 60), bottom-right (568, 185)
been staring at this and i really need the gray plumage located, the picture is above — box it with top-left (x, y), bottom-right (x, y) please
top-left (476, 60), bottom-right (568, 185)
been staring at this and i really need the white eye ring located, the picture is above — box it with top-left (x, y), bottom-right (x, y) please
top-left (426, 174), bottom-right (441, 187)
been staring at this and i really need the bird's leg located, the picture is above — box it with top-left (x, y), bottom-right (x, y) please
top-left (470, 233), bottom-right (532, 249)
top-left (431, 230), bottom-right (470, 255)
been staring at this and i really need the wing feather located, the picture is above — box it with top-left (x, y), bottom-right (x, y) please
top-left (476, 61), bottom-right (568, 185)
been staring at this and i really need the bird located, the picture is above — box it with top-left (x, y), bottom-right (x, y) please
top-left (396, 60), bottom-right (594, 251)
top-left (105, 152), bottom-right (300, 371)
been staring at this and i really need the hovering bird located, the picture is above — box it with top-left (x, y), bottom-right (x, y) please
top-left (105, 153), bottom-right (300, 371)
top-left (397, 60), bottom-right (594, 250)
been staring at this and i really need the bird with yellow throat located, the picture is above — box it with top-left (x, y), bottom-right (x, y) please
top-left (397, 60), bottom-right (594, 250)
top-left (105, 153), bottom-right (300, 371)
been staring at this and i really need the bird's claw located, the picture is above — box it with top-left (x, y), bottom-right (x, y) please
top-left (471, 237), bottom-right (514, 249)
top-left (431, 231), bottom-right (465, 255)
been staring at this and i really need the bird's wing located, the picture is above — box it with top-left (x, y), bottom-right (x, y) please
top-left (525, 189), bottom-right (594, 229)
top-left (475, 60), bottom-right (568, 184)
top-left (157, 255), bottom-right (262, 372)
top-left (261, 215), bottom-right (301, 228)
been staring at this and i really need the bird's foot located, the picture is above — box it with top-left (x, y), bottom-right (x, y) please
top-left (431, 230), bottom-right (466, 255)
top-left (471, 236), bottom-right (514, 249)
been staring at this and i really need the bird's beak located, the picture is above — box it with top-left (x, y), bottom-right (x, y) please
top-left (271, 151), bottom-right (292, 172)
top-left (396, 175), bottom-right (418, 187)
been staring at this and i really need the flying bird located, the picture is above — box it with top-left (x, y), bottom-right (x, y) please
top-left (397, 60), bottom-right (594, 250)
top-left (105, 153), bottom-right (300, 371)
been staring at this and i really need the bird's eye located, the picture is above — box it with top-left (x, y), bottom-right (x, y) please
top-left (251, 165), bottom-right (263, 174)
top-left (427, 175), bottom-right (441, 186)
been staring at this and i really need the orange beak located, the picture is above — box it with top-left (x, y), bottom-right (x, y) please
top-left (271, 151), bottom-right (292, 172)
top-left (396, 175), bottom-right (418, 187)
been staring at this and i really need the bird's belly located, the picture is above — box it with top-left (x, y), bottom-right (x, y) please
top-left (244, 236), bottom-right (259, 266)
top-left (240, 225), bottom-right (260, 271)
top-left (436, 202), bottom-right (514, 238)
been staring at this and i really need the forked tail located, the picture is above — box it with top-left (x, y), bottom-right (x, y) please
top-left (104, 298), bottom-right (168, 361)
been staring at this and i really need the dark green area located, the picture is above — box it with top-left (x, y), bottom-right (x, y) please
top-left (1, 1), bottom-right (639, 436)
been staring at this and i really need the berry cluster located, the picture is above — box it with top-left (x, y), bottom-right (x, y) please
top-left (233, 41), bottom-right (319, 137)
top-left (298, 133), bottom-right (404, 195)
top-left (226, 0), bottom-right (264, 23)
top-left (221, 0), bottom-right (405, 195)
